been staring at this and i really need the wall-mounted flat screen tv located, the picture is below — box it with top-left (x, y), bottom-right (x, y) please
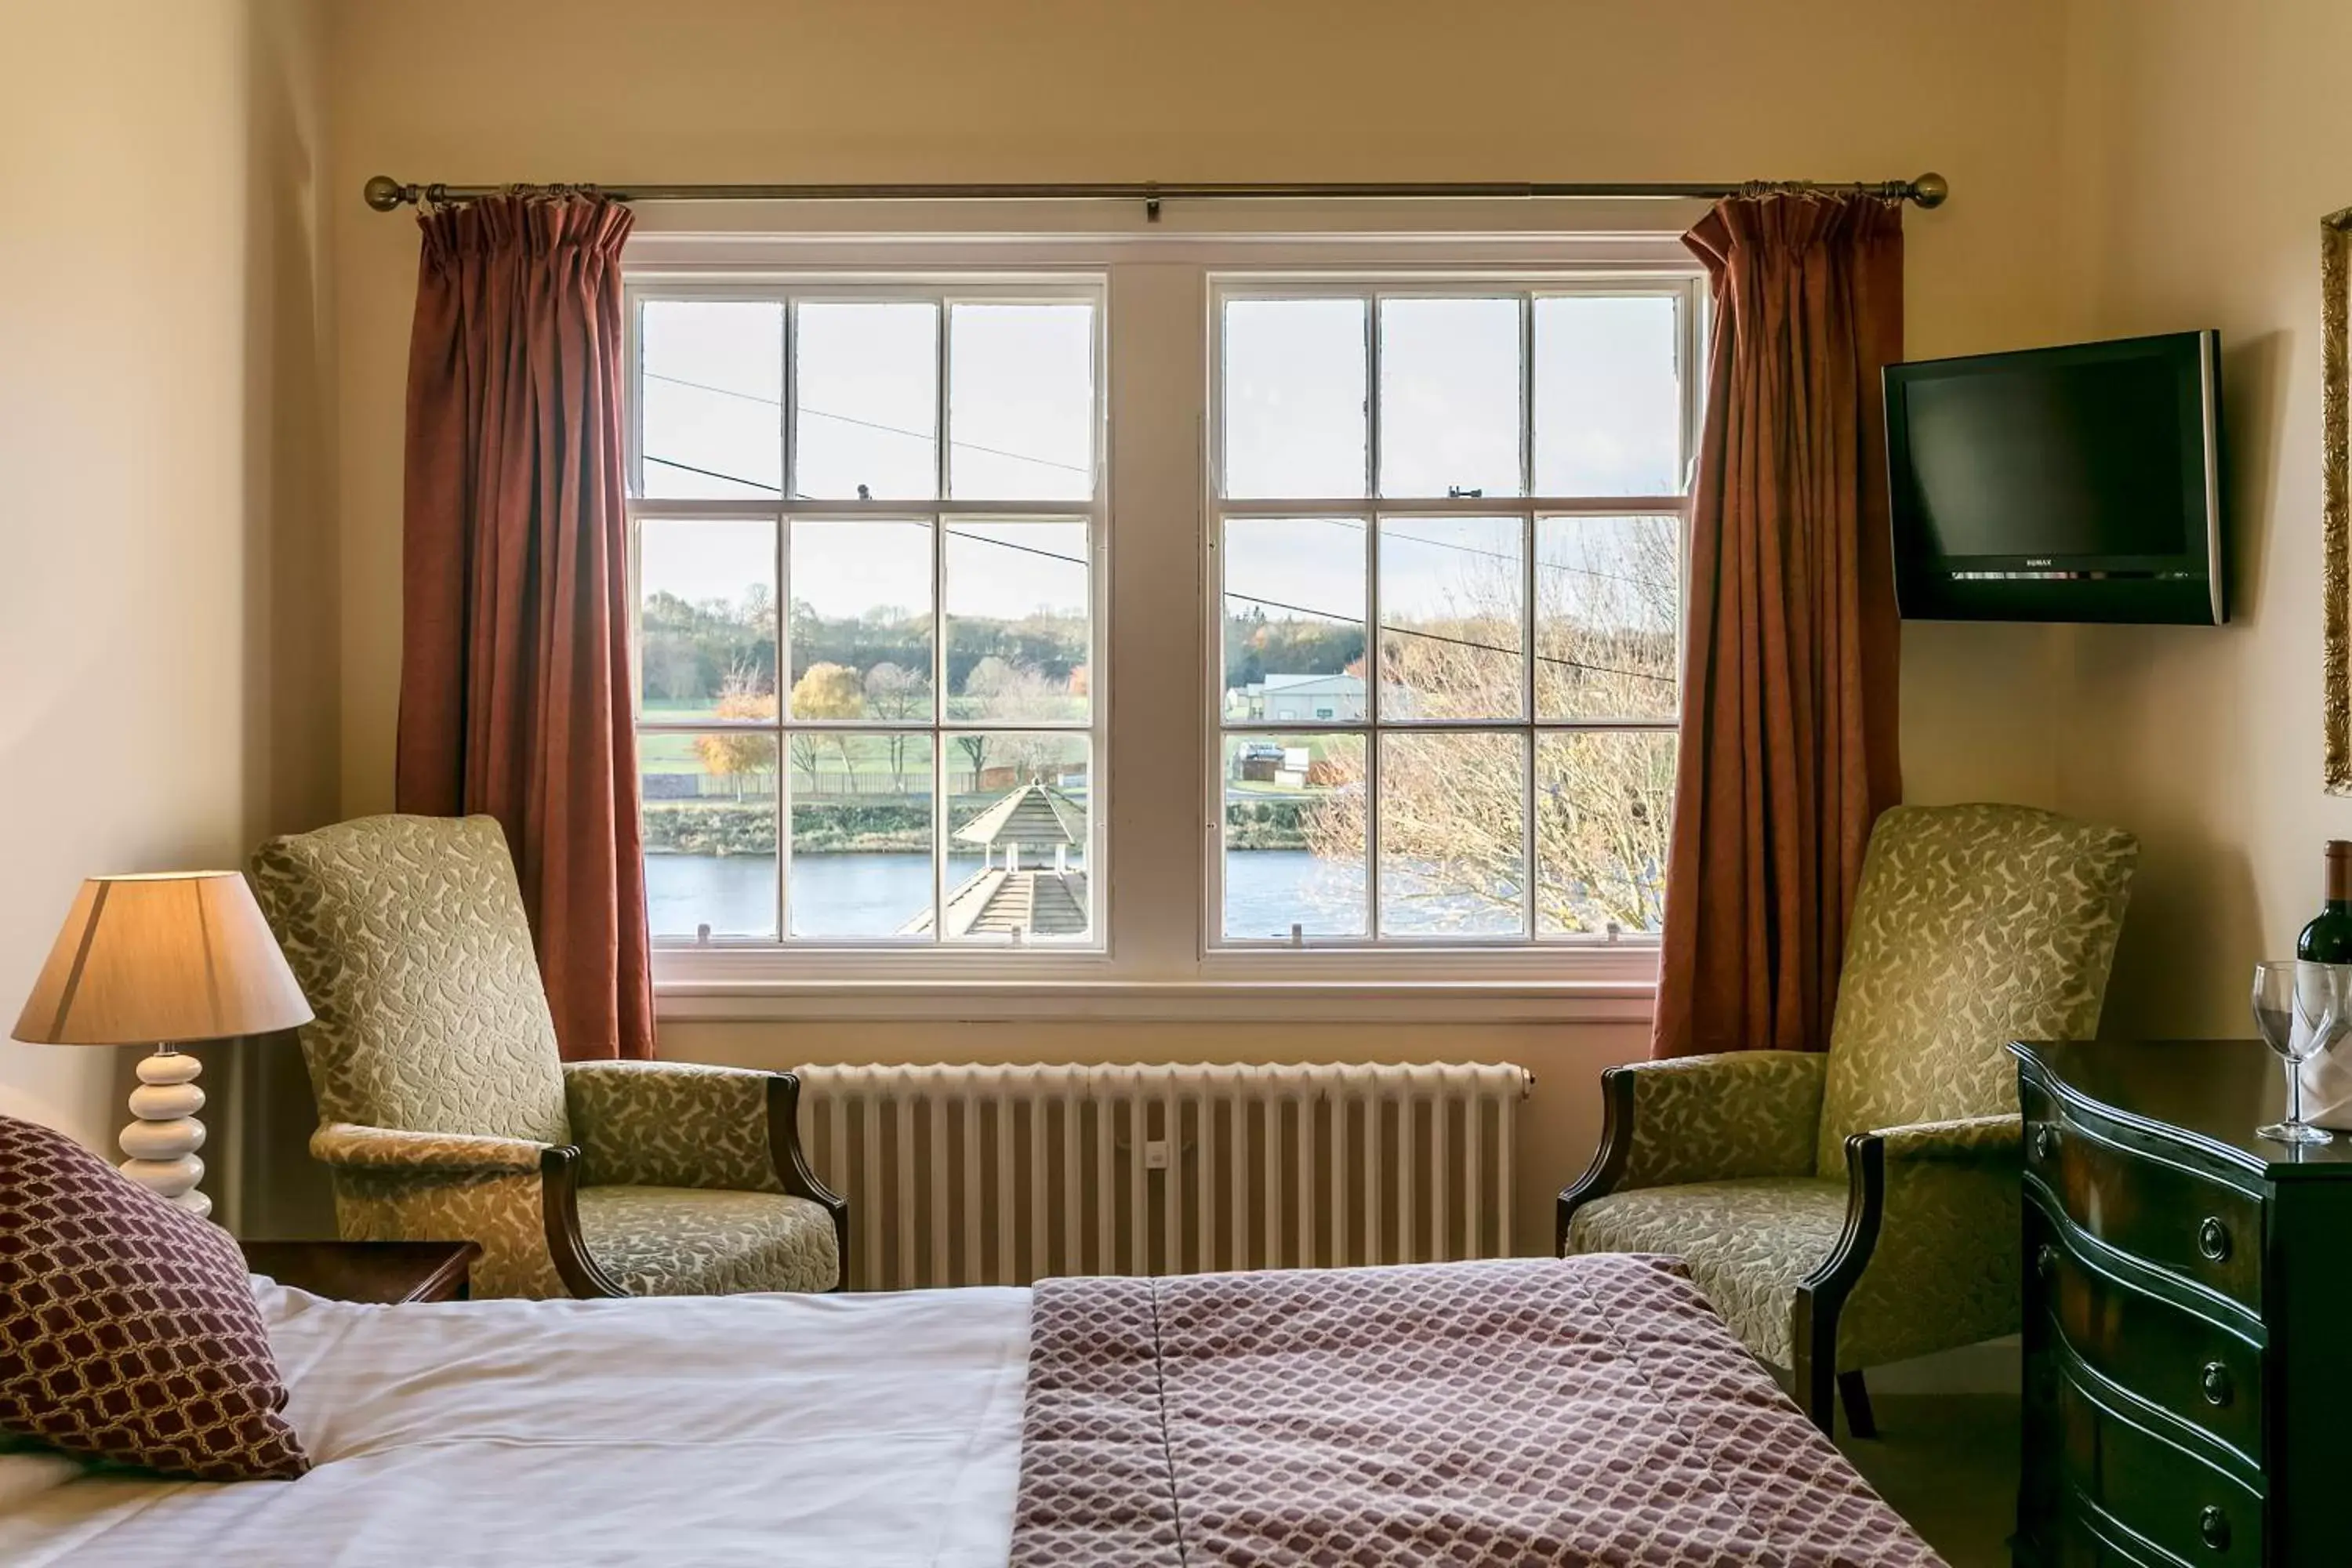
top-left (1883, 331), bottom-right (2223, 624)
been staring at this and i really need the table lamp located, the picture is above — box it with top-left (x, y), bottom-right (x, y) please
top-left (12, 871), bottom-right (313, 1220)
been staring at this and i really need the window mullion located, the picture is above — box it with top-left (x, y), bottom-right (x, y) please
top-left (934, 296), bottom-right (953, 948)
top-left (775, 301), bottom-right (794, 946)
top-left (1363, 296), bottom-right (1383, 941)
top-left (1519, 292), bottom-right (1537, 942)
top-left (932, 505), bottom-right (949, 946)
top-left (1522, 510), bottom-right (1537, 941)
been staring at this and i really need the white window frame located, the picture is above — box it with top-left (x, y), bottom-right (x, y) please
top-left (622, 219), bottom-right (1701, 1018)
top-left (1205, 273), bottom-right (1704, 955)
top-left (623, 274), bottom-right (1111, 965)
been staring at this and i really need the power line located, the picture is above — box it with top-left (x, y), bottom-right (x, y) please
top-left (645, 369), bottom-right (1092, 477)
top-left (642, 452), bottom-right (1668, 688)
top-left (944, 528), bottom-right (1087, 570)
top-left (1312, 516), bottom-right (1661, 595)
top-left (1222, 589), bottom-right (1673, 687)
top-left (646, 454), bottom-right (782, 495)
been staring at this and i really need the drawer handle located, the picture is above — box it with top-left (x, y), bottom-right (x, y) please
top-left (2201, 1361), bottom-right (2234, 1406)
top-left (2033, 1123), bottom-right (2059, 1161)
top-left (2200, 1504), bottom-right (2230, 1551)
top-left (2197, 1217), bottom-right (2232, 1262)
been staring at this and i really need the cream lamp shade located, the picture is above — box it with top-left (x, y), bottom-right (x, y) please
top-left (13, 871), bottom-right (313, 1221)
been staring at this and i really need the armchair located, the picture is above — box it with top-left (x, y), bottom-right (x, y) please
top-left (1560, 804), bottom-right (2136, 1433)
top-left (251, 815), bottom-right (845, 1300)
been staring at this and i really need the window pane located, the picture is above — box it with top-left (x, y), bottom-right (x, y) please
top-left (1222, 733), bottom-right (1366, 939)
top-left (949, 303), bottom-right (1095, 499)
top-left (1222, 299), bottom-right (1367, 499)
top-left (1535, 516), bottom-right (1680, 721)
top-left (1537, 731), bottom-right (1675, 935)
top-left (1221, 517), bottom-right (1367, 724)
top-left (946, 521), bottom-right (1090, 724)
top-left (1379, 516), bottom-right (1523, 721)
top-left (1376, 731), bottom-right (1526, 937)
top-left (938, 733), bottom-right (1091, 942)
top-left (793, 302), bottom-right (938, 499)
top-left (786, 520), bottom-right (933, 720)
top-left (638, 519), bottom-right (778, 720)
top-left (641, 301), bottom-right (782, 498)
top-left (1534, 295), bottom-right (1682, 496)
top-left (641, 731), bottom-right (779, 940)
top-left (1377, 297), bottom-right (1523, 499)
top-left (788, 733), bottom-right (935, 938)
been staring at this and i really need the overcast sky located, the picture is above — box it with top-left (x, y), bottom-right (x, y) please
top-left (633, 292), bottom-right (1682, 625)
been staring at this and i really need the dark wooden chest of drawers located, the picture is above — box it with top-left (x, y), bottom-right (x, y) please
top-left (2013, 1040), bottom-right (2352, 1568)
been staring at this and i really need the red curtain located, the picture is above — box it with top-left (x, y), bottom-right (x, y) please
top-left (1650, 194), bottom-right (1905, 1061)
top-left (396, 194), bottom-right (654, 1062)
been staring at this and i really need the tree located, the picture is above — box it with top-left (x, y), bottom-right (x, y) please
top-left (953, 733), bottom-right (991, 789)
top-left (789, 662), bottom-right (866, 789)
top-left (958, 655), bottom-right (1074, 724)
top-left (863, 662), bottom-right (927, 790)
top-left (691, 666), bottom-right (779, 802)
top-left (1299, 517), bottom-right (1678, 934)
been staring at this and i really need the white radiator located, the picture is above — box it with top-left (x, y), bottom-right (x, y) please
top-left (791, 1062), bottom-right (1532, 1291)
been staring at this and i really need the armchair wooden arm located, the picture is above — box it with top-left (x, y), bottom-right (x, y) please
top-left (766, 1073), bottom-right (849, 1291)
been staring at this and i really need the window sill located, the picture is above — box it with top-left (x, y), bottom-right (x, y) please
top-left (654, 970), bottom-right (1657, 1025)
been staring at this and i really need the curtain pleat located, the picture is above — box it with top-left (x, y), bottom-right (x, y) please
top-left (1650, 194), bottom-right (1904, 1060)
top-left (396, 194), bottom-right (654, 1062)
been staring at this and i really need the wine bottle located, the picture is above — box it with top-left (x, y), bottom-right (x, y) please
top-left (2297, 841), bottom-right (2352, 962)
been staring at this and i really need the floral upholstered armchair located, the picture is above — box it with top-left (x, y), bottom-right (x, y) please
top-left (250, 815), bottom-right (845, 1300)
top-left (1560, 804), bottom-right (2136, 1435)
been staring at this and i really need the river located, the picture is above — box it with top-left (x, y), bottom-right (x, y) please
top-left (645, 848), bottom-right (1527, 939)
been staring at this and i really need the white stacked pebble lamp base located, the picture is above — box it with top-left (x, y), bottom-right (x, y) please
top-left (120, 1046), bottom-right (209, 1221)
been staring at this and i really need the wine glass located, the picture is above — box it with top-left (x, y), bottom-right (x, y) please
top-left (2252, 960), bottom-right (2343, 1145)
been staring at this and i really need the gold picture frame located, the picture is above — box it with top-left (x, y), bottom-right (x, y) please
top-left (2326, 207), bottom-right (2352, 793)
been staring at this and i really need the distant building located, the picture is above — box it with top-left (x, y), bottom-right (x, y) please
top-left (898, 782), bottom-right (1089, 940)
top-left (1235, 673), bottom-right (1359, 722)
top-left (1228, 672), bottom-right (1413, 724)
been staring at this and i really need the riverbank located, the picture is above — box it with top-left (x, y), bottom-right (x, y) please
top-left (645, 797), bottom-right (1319, 855)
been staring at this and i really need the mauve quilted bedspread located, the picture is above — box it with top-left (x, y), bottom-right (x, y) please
top-left (1010, 1253), bottom-right (1945, 1568)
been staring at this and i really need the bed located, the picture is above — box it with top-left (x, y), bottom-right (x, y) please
top-left (0, 1254), bottom-right (1945, 1567)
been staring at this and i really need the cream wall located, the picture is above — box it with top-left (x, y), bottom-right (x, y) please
top-left (0, 0), bottom-right (336, 1217)
top-left (319, 0), bottom-right (2088, 1221)
top-left (2045, 0), bottom-right (2352, 1035)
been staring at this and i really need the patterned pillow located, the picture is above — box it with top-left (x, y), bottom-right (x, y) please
top-left (0, 1113), bottom-right (309, 1480)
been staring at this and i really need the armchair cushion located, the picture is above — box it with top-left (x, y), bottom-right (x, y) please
top-left (1875, 1113), bottom-right (2024, 1164)
top-left (1565, 1178), bottom-right (1848, 1369)
top-left (328, 1156), bottom-right (567, 1302)
top-left (1608, 1051), bottom-right (1825, 1190)
top-left (310, 1122), bottom-right (546, 1174)
top-left (251, 815), bottom-right (571, 1148)
top-left (576, 1188), bottom-right (839, 1296)
top-left (563, 1062), bottom-right (782, 1193)
top-left (1815, 804), bottom-right (2136, 1175)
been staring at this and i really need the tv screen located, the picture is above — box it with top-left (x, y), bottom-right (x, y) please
top-left (1883, 332), bottom-right (2223, 624)
top-left (1901, 357), bottom-right (2187, 559)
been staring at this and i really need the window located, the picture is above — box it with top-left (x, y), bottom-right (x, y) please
top-left (1212, 280), bottom-right (1694, 948)
top-left (626, 282), bottom-right (1104, 949)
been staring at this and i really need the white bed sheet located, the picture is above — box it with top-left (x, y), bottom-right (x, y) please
top-left (0, 1277), bottom-right (1032, 1567)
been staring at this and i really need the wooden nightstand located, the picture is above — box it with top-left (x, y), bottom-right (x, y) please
top-left (241, 1239), bottom-right (482, 1303)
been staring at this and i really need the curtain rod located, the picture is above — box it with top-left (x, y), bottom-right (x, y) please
top-left (361, 172), bottom-right (1949, 219)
